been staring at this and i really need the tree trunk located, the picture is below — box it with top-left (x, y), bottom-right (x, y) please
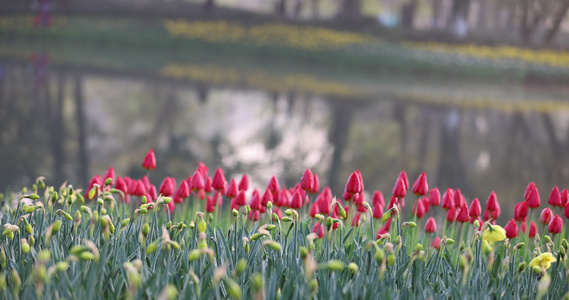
top-left (544, 0), bottom-right (569, 45)
top-left (337, 0), bottom-right (361, 20)
top-left (204, 0), bottom-right (215, 10)
top-left (277, 0), bottom-right (287, 17)
top-left (401, 0), bottom-right (418, 29)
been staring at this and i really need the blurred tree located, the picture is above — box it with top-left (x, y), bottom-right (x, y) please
top-left (544, 0), bottom-right (569, 44)
top-left (401, 0), bottom-right (418, 29)
top-left (204, 0), bottom-right (215, 9)
top-left (337, 0), bottom-right (361, 20)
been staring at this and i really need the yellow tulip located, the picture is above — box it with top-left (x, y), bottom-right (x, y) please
top-left (529, 253), bottom-right (557, 271)
top-left (482, 224), bottom-right (506, 245)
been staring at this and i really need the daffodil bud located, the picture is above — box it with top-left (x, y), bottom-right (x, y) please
top-left (532, 265), bottom-right (542, 275)
top-left (268, 241), bottom-right (282, 251)
top-left (544, 235), bottom-right (552, 243)
top-left (459, 255), bottom-right (467, 270)
top-left (236, 259), bottom-right (247, 275)
top-left (300, 247), bottom-right (308, 259)
top-left (348, 262), bottom-right (359, 273)
top-left (105, 178), bottom-right (113, 186)
top-left (250, 233), bottom-right (263, 241)
top-left (188, 249), bottom-right (201, 262)
top-left (560, 246), bottom-right (566, 257)
top-left (11, 270), bottom-right (21, 293)
top-left (142, 224), bottom-right (150, 237)
top-left (251, 273), bottom-right (263, 292)
top-left (79, 252), bottom-right (95, 260)
top-left (197, 220), bottom-right (207, 233)
top-left (266, 224), bottom-right (276, 231)
top-left (285, 209), bottom-right (293, 216)
top-left (320, 260), bottom-right (345, 271)
top-left (146, 243), bottom-right (158, 255)
top-left (56, 261), bottom-right (69, 272)
top-left (21, 239), bottom-right (30, 253)
top-left (97, 198), bottom-right (104, 206)
top-left (224, 278), bottom-right (242, 300)
top-left (309, 279), bottom-right (318, 294)
top-left (518, 262), bottom-right (526, 273)
top-left (387, 254), bottom-right (396, 267)
top-left (326, 217), bottom-right (333, 227)
top-left (232, 209), bottom-right (239, 217)
top-left (562, 239), bottom-right (569, 250)
top-left (52, 220), bottom-right (62, 234)
top-left (337, 204), bottom-right (347, 219)
top-left (473, 219), bottom-right (480, 229)
top-left (24, 219), bottom-right (33, 234)
top-left (121, 218), bottom-right (130, 227)
top-left (281, 217), bottom-right (293, 223)
top-left (29, 194), bottom-right (40, 200)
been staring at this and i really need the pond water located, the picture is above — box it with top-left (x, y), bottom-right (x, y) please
top-left (2, 40), bottom-right (569, 222)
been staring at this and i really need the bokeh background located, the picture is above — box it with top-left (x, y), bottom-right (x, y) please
top-left (2, 0), bottom-right (569, 222)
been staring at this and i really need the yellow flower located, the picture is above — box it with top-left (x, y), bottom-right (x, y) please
top-left (529, 253), bottom-right (557, 270)
top-left (482, 224), bottom-right (506, 245)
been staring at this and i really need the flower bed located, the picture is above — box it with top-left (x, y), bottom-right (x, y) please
top-left (1, 149), bottom-right (568, 299)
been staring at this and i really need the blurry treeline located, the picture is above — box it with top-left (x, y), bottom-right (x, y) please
top-left (191, 0), bottom-right (569, 45)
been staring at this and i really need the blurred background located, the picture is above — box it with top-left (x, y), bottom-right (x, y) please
top-left (1, 0), bottom-right (569, 220)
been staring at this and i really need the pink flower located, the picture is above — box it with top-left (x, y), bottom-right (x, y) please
top-left (412, 172), bottom-right (428, 196)
top-left (425, 217), bottom-right (436, 233)
top-left (300, 169), bottom-right (314, 192)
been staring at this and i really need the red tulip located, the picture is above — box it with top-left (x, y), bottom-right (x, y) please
top-left (373, 203), bottom-right (383, 219)
top-left (429, 187), bottom-right (441, 207)
top-left (212, 168), bottom-right (227, 192)
top-left (548, 186), bottom-right (562, 207)
top-left (206, 195), bottom-right (216, 213)
top-left (173, 181), bottom-right (189, 203)
top-left (373, 191), bottom-right (385, 208)
top-left (561, 188), bottom-right (568, 207)
top-left (313, 222), bottom-right (325, 239)
top-left (204, 176), bottom-right (213, 193)
top-left (226, 179), bottom-right (238, 199)
top-left (267, 176), bottom-right (280, 195)
top-left (398, 170), bottom-right (409, 190)
top-left (392, 177), bottom-right (406, 198)
top-left (412, 199), bottom-right (426, 219)
top-left (142, 149), bottom-right (156, 171)
top-left (454, 189), bottom-right (465, 208)
top-left (425, 217), bottom-right (436, 233)
top-left (504, 219), bottom-right (518, 239)
top-left (540, 208), bottom-right (553, 225)
top-left (548, 214), bottom-right (563, 234)
top-left (260, 189), bottom-right (272, 207)
top-left (249, 190), bottom-right (261, 210)
top-left (525, 183), bottom-right (540, 208)
top-left (446, 207), bottom-right (456, 222)
top-left (147, 185), bottom-right (157, 201)
top-left (529, 221), bottom-right (537, 238)
top-left (290, 189), bottom-right (303, 209)
top-left (431, 236), bottom-right (441, 249)
top-left (235, 191), bottom-right (246, 206)
top-left (142, 176), bottom-right (152, 191)
top-left (191, 171), bottom-right (205, 192)
top-left (103, 166), bottom-right (115, 185)
top-left (300, 169), bottom-right (314, 192)
top-left (85, 175), bottom-right (103, 200)
top-left (513, 202), bottom-right (528, 222)
top-left (456, 203), bottom-right (469, 223)
top-left (132, 180), bottom-right (147, 197)
top-left (346, 171), bottom-right (362, 194)
top-left (356, 171), bottom-right (365, 191)
top-left (486, 191), bottom-right (499, 211)
top-left (309, 201), bottom-right (320, 218)
top-left (566, 202), bottom-right (569, 219)
top-left (196, 162), bottom-right (208, 178)
top-left (412, 172), bottom-right (428, 196)
top-left (238, 174), bottom-right (249, 192)
top-left (442, 188), bottom-right (455, 210)
top-left (115, 176), bottom-right (129, 202)
top-left (421, 198), bottom-right (430, 214)
top-left (159, 177), bottom-right (175, 197)
top-left (376, 218), bottom-right (391, 238)
top-left (310, 174), bottom-right (320, 194)
top-left (248, 209), bottom-right (260, 221)
top-left (468, 198), bottom-right (481, 219)
top-left (352, 213), bottom-right (362, 226)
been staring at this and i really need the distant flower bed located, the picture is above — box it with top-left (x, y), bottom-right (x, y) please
top-left (1, 149), bottom-right (568, 298)
top-left (163, 19), bottom-right (378, 51)
top-left (403, 41), bottom-right (569, 69)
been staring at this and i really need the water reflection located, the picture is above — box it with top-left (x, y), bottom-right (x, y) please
top-left (1, 47), bottom-right (569, 223)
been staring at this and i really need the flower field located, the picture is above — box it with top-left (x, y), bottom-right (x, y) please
top-left (1, 150), bottom-right (569, 299)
